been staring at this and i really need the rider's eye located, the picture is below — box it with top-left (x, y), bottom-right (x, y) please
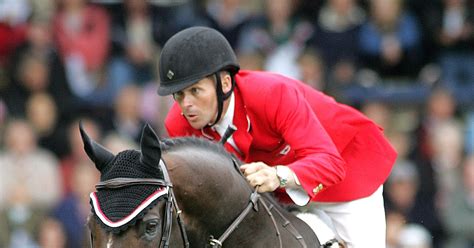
top-left (191, 87), bottom-right (200, 95)
top-left (145, 220), bottom-right (159, 235)
top-left (173, 92), bottom-right (184, 101)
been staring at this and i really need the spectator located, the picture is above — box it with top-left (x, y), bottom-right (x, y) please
top-left (0, 0), bottom-right (30, 67)
top-left (25, 92), bottom-right (68, 158)
top-left (410, 88), bottom-right (463, 244)
top-left (108, 0), bottom-right (160, 86)
top-left (430, 120), bottom-right (464, 194)
top-left (53, 0), bottom-right (110, 73)
top-left (0, 184), bottom-right (47, 247)
top-left (358, 0), bottom-right (422, 79)
top-left (53, 0), bottom-right (122, 107)
top-left (238, 0), bottom-right (313, 79)
top-left (37, 216), bottom-right (67, 248)
top-left (412, 88), bottom-right (458, 192)
top-left (102, 85), bottom-right (146, 143)
top-left (408, 0), bottom-right (448, 69)
top-left (386, 210), bottom-right (407, 248)
top-left (309, 0), bottom-right (365, 89)
top-left (0, 119), bottom-right (62, 209)
top-left (52, 160), bottom-right (99, 248)
top-left (3, 53), bottom-right (51, 117)
top-left (436, 0), bottom-right (474, 104)
top-left (441, 155), bottom-right (474, 248)
top-left (7, 17), bottom-right (76, 122)
top-left (385, 131), bottom-right (441, 240)
top-left (385, 158), bottom-right (420, 217)
top-left (361, 101), bottom-right (393, 130)
top-left (203, 0), bottom-right (252, 48)
top-left (414, 88), bottom-right (462, 193)
top-left (297, 48), bottom-right (325, 91)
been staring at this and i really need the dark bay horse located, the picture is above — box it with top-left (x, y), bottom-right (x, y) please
top-left (82, 124), bottom-right (322, 247)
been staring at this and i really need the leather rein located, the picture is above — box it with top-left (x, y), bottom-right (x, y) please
top-left (208, 158), bottom-right (308, 248)
top-left (206, 126), bottom-right (308, 247)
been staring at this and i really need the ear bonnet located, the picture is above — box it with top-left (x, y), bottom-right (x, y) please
top-left (81, 123), bottom-right (167, 233)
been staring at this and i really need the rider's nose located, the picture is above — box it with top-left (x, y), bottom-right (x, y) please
top-left (182, 94), bottom-right (194, 108)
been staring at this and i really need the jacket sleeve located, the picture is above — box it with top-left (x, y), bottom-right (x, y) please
top-left (265, 83), bottom-right (346, 200)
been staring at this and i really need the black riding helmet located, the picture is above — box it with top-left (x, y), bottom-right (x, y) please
top-left (158, 26), bottom-right (240, 126)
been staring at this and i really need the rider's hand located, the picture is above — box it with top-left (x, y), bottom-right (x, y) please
top-left (240, 162), bottom-right (279, 193)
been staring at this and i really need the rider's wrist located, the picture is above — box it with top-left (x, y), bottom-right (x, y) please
top-left (275, 166), bottom-right (291, 188)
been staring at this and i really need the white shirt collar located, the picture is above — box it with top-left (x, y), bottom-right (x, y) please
top-left (211, 93), bottom-right (240, 152)
top-left (212, 93), bottom-right (235, 136)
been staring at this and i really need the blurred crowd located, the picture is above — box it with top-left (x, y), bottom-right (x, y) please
top-left (0, 0), bottom-right (473, 247)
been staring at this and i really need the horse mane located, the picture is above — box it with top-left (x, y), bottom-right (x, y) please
top-left (161, 136), bottom-right (239, 163)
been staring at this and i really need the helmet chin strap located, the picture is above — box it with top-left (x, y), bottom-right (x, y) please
top-left (208, 72), bottom-right (235, 127)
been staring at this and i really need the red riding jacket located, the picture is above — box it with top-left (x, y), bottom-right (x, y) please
top-left (165, 70), bottom-right (396, 202)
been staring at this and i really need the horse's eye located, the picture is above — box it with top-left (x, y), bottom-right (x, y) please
top-left (145, 220), bottom-right (159, 235)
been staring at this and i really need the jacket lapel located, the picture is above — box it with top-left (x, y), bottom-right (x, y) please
top-left (232, 87), bottom-right (253, 161)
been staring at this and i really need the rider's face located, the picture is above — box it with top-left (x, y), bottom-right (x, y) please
top-left (173, 77), bottom-right (218, 129)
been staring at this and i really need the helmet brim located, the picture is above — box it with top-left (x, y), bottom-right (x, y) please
top-left (157, 76), bottom-right (200, 96)
top-left (157, 65), bottom-right (239, 96)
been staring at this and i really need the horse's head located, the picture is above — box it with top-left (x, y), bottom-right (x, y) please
top-left (81, 123), bottom-right (181, 247)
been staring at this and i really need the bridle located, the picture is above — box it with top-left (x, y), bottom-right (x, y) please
top-left (89, 153), bottom-right (308, 248)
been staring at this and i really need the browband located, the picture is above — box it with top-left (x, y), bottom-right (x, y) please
top-left (95, 178), bottom-right (172, 190)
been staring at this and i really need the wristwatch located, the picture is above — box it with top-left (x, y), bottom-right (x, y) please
top-left (275, 166), bottom-right (290, 188)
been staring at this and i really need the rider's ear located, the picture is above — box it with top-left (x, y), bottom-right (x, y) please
top-left (79, 121), bottom-right (114, 172)
top-left (140, 124), bottom-right (161, 168)
top-left (221, 72), bottom-right (232, 94)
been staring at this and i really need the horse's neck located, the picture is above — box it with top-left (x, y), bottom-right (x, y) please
top-left (163, 151), bottom-right (320, 247)
top-left (164, 151), bottom-right (252, 220)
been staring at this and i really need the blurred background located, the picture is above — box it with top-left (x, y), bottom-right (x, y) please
top-left (0, 0), bottom-right (473, 247)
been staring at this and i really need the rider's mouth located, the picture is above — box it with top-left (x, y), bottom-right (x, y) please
top-left (187, 114), bottom-right (198, 121)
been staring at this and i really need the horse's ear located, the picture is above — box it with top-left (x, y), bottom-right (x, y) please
top-left (79, 121), bottom-right (114, 172)
top-left (140, 124), bottom-right (161, 168)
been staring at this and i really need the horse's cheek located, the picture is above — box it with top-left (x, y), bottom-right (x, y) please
top-left (140, 238), bottom-right (160, 248)
top-left (130, 234), bottom-right (160, 248)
